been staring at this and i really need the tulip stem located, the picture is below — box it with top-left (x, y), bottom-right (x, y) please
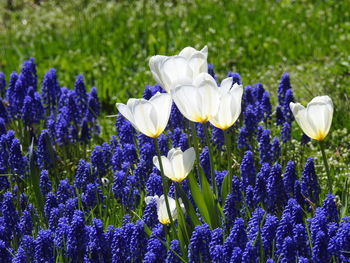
top-left (203, 123), bottom-right (218, 196)
top-left (224, 129), bottom-right (233, 190)
top-left (319, 140), bottom-right (332, 193)
top-left (154, 138), bottom-right (175, 230)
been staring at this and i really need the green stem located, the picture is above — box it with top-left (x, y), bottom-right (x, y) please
top-left (319, 140), bottom-right (332, 193)
top-left (202, 123), bottom-right (217, 196)
top-left (154, 138), bottom-right (175, 229)
top-left (224, 129), bottom-right (232, 176)
top-left (224, 129), bottom-right (233, 194)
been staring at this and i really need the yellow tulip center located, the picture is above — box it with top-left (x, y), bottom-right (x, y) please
top-left (159, 218), bottom-right (170, 225)
top-left (313, 129), bottom-right (326, 141)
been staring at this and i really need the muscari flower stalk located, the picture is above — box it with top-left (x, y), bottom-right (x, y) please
top-left (67, 210), bottom-right (88, 262)
top-left (283, 160), bottom-right (297, 197)
top-left (322, 194), bottom-right (339, 223)
top-left (166, 239), bottom-right (182, 263)
top-left (115, 114), bottom-right (135, 145)
top-left (41, 68), bottom-right (61, 111)
top-left (20, 58), bottom-right (37, 90)
top-left (237, 126), bottom-right (250, 150)
top-left (261, 91), bottom-right (272, 120)
top-left (247, 208), bottom-right (265, 248)
top-left (188, 224), bottom-right (211, 263)
top-left (146, 169), bottom-right (163, 196)
top-left (19, 210), bottom-right (33, 236)
top-left (142, 224), bottom-right (166, 263)
top-left (275, 105), bottom-right (285, 126)
top-left (129, 220), bottom-right (148, 262)
top-left (224, 217), bottom-right (247, 259)
top-left (293, 223), bottom-right (310, 258)
top-left (86, 86), bottom-right (100, 121)
top-left (142, 197), bottom-right (158, 229)
top-left (57, 179), bottom-right (73, 204)
top-left (240, 150), bottom-right (256, 188)
top-left (275, 208), bottom-right (293, 256)
top-left (82, 183), bottom-right (103, 209)
top-left (1, 192), bottom-right (20, 241)
top-left (34, 229), bottom-right (54, 263)
top-left (261, 214), bottom-right (278, 257)
top-left (9, 138), bottom-right (27, 177)
top-left (85, 218), bottom-right (109, 263)
top-left (223, 176), bottom-right (242, 228)
top-left (267, 162), bottom-right (286, 212)
top-left (0, 240), bottom-right (12, 262)
top-left (277, 72), bottom-right (291, 106)
top-left (301, 157), bottom-right (320, 205)
top-left (243, 104), bottom-right (257, 135)
top-left (74, 159), bottom-right (93, 190)
top-left (242, 242), bottom-right (257, 263)
top-left (281, 122), bottom-right (291, 143)
top-left (258, 128), bottom-right (272, 164)
top-left (227, 72), bottom-right (241, 85)
top-left (0, 72), bottom-right (5, 98)
top-left (0, 117), bottom-right (6, 136)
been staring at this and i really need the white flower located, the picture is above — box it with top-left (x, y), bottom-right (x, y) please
top-left (149, 46), bottom-right (208, 93)
top-left (116, 92), bottom-right (172, 138)
top-left (171, 73), bottom-right (220, 123)
top-left (145, 195), bottom-right (185, 225)
top-left (153, 147), bottom-right (195, 182)
top-left (209, 78), bottom-right (243, 130)
top-left (290, 96), bottom-right (333, 141)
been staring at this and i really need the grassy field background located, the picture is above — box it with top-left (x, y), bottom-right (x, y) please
top-left (0, 0), bottom-right (349, 130)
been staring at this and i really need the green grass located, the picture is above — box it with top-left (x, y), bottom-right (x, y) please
top-left (1, 0), bottom-right (349, 128)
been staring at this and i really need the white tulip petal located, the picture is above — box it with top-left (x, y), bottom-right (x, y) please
top-left (171, 85), bottom-right (202, 122)
top-left (169, 151), bottom-right (186, 181)
top-left (179, 47), bottom-right (198, 59)
top-left (132, 100), bottom-right (158, 137)
top-left (182, 147), bottom-right (196, 175)
top-left (200, 45), bottom-right (208, 57)
top-left (149, 92), bottom-right (172, 136)
top-left (188, 52), bottom-right (208, 76)
top-left (167, 148), bottom-right (178, 159)
top-left (149, 55), bottom-right (167, 87)
top-left (220, 77), bottom-right (233, 94)
top-left (116, 103), bottom-right (137, 128)
top-left (290, 102), bottom-right (318, 139)
top-left (193, 72), bottom-right (217, 88)
top-left (161, 56), bottom-right (193, 91)
top-left (197, 78), bottom-right (220, 121)
top-left (306, 98), bottom-right (333, 140)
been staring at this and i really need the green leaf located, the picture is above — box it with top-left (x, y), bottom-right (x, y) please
top-left (220, 171), bottom-right (231, 206)
top-left (175, 183), bottom-right (201, 226)
top-left (187, 173), bottom-right (211, 226)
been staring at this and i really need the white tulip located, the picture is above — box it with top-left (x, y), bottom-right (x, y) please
top-left (289, 96), bottom-right (333, 141)
top-left (149, 46), bottom-right (208, 93)
top-left (145, 195), bottom-right (185, 225)
top-left (209, 78), bottom-right (243, 130)
top-left (116, 92), bottom-right (172, 138)
top-left (153, 147), bottom-right (195, 182)
top-left (171, 73), bottom-right (220, 123)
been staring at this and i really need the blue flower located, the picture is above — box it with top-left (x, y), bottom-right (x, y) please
top-left (277, 72), bottom-right (291, 106)
top-left (267, 163), bottom-right (286, 212)
top-left (130, 220), bottom-right (147, 262)
top-left (1, 192), bottom-right (20, 242)
top-left (281, 236), bottom-right (296, 263)
top-left (281, 122), bottom-right (291, 143)
top-left (74, 75), bottom-right (88, 121)
top-left (166, 239), bottom-right (182, 263)
top-left (143, 225), bottom-right (166, 263)
top-left (275, 105), bottom-right (285, 125)
top-left (240, 151), bottom-right (256, 188)
top-left (322, 194), bottom-right (338, 223)
top-left (283, 160), bottom-right (297, 197)
top-left (0, 240), bottom-right (12, 262)
top-left (301, 157), bottom-right (320, 205)
top-left (19, 210), bottom-right (33, 236)
top-left (312, 230), bottom-right (330, 263)
top-left (293, 224), bottom-right (310, 258)
top-left (116, 114), bottom-right (134, 145)
top-left (86, 218), bottom-right (109, 262)
top-left (41, 68), bottom-right (61, 112)
top-left (200, 146), bottom-right (211, 183)
top-left (67, 210), bottom-right (88, 262)
top-left (224, 218), bottom-right (247, 258)
top-left (37, 129), bottom-right (56, 170)
top-left (34, 229), bottom-right (54, 263)
top-left (227, 72), bottom-right (241, 85)
top-left (9, 138), bottom-right (27, 177)
top-left (261, 214), bottom-right (278, 257)
top-left (258, 129), bottom-right (272, 164)
top-left (86, 87), bottom-right (100, 121)
top-left (0, 72), bottom-right (6, 98)
top-left (188, 224), bottom-right (211, 263)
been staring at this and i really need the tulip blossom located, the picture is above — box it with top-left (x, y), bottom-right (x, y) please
top-left (149, 46), bottom-right (208, 92)
top-left (289, 96), bottom-right (333, 141)
top-left (116, 92), bottom-right (172, 138)
top-left (171, 73), bottom-right (220, 123)
top-left (153, 147), bottom-right (195, 182)
top-left (209, 78), bottom-right (243, 130)
top-left (145, 195), bottom-right (185, 225)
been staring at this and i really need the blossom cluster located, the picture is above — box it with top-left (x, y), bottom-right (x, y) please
top-left (0, 49), bottom-right (347, 263)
